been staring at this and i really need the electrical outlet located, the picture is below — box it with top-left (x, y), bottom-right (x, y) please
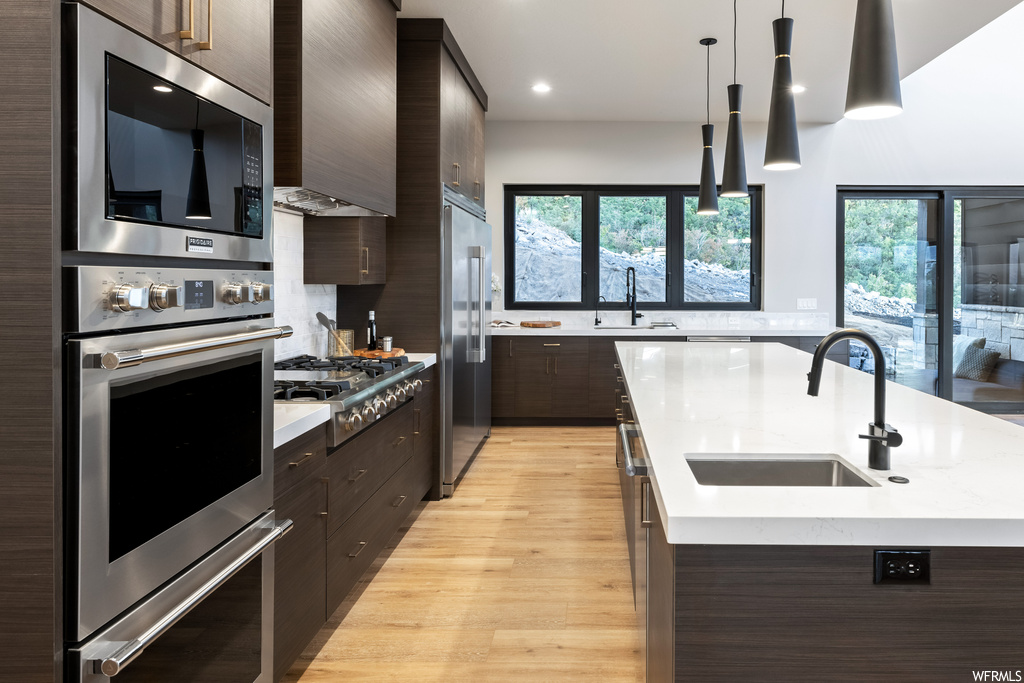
top-left (874, 550), bottom-right (930, 584)
top-left (797, 298), bottom-right (817, 310)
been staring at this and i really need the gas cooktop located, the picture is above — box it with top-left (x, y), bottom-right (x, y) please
top-left (273, 354), bottom-right (425, 447)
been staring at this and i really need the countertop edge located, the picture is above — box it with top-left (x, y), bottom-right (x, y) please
top-left (492, 327), bottom-right (835, 337)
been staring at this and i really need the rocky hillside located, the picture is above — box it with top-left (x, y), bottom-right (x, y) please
top-left (513, 218), bottom-right (749, 302)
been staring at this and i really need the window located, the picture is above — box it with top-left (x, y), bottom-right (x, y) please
top-left (838, 187), bottom-right (1024, 413)
top-left (504, 185), bottom-right (762, 310)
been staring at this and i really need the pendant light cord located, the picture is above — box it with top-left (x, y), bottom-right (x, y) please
top-left (781, 0), bottom-right (785, 19)
top-left (705, 42), bottom-right (711, 125)
top-left (733, 0), bottom-right (738, 85)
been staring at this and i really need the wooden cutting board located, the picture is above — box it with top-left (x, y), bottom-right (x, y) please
top-left (352, 347), bottom-right (406, 358)
top-left (520, 321), bottom-right (561, 328)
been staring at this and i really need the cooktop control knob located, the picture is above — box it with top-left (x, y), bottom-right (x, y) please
top-left (112, 284), bottom-right (151, 313)
top-left (372, 396), bottom-right (387, 414)
top-left (251, 282), bottom-right (273, 303)
top-left (394, 385), bottom-right (407, 402)
top-left (224, 283), bottom-right (255, 305)
top-left (345, 411), bottom-right (364, 432)
top-left (384, 392), bottom-right (399, 409)
top-left (149, 284), bottom-right (183, 312)
top-left (411, 379), bottom-right (423, 392)
top-left (361, 404), bottom-right (377, 422)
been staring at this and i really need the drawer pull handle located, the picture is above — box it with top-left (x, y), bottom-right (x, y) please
top-left (392, 495), bottom-right (407, 508)
top-left (393, 436), bottom-right (406, 447)
top-left (361, 247), bottom-right (369, 274)
top-left (288, 452), bottom-right (315, 468)
top-left (543, 343), bottom-right (561, 347)
top-left (349, 541), bottom-right (367, 558)
top-left (349, 468), bottom-right (368, 482)
top-left (321, 477), bottom-right (329, 518)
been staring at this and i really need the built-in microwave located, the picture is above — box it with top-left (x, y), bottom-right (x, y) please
top-left (65, 4), bottom-right (274, 263)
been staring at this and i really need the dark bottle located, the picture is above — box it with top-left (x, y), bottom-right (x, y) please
top-left (367, 310), bottom-right (377, 349)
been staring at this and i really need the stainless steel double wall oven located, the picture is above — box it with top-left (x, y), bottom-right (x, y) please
top-left (64, 6), bottom-right (286, 682)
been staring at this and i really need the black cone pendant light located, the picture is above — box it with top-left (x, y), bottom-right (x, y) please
top-left (721, 0), bottom-right (748, 198)
top-left (764, 1), bottom-right (800, 171)
top-left (697, 37), bottom-right (719, 216)
top-left (185, 101), bottom-right (212, 220)
top-left (845, 0), bottom-right (902, 119)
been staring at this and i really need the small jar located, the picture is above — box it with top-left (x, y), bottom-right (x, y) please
top-left (378, 336), bottom-right (393, 352)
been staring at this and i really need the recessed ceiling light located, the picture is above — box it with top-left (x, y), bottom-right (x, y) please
top-left (791, 84), bottom-right (807, 94)
top-left (153, 85), bottom-right (173, 93)
top-left (532, 83), bottom-right (552, 94)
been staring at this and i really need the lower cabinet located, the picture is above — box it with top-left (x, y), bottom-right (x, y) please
top-left (272, 425), bottom-right (328, 683)
top-left (272, 366), bottom-right (435, 681)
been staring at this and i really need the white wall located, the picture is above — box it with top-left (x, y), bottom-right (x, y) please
top-left (484, 3), bottom-right (1024, 326)
top-left (272, 208), bottom-right (337, 360)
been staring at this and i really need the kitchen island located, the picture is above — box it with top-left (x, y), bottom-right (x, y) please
top-left (617, 340), bottom-right (1024, 681)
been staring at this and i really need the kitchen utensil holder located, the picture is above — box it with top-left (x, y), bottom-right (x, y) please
top-left (329, 329), bottom-right (354, 357)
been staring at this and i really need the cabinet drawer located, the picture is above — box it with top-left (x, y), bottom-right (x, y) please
top-left (274, 424), bottom-right (327, 500)
top-left (325, 445), bottom-right (424, 615)
top-left (325, 401), bottom-right (413, 536)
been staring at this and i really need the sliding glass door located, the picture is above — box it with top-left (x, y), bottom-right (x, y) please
top-left (840, 188), bottom-right (1024, 414)
top-left (841, 195), bottom-right (939, 393)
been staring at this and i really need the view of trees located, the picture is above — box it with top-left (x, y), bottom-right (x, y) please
top-left (844, 199), bottom-right (920, 300)
top-left (683, 197), bottom-right (751, 271)
top-left (514, 193), bottom-right (752, 270)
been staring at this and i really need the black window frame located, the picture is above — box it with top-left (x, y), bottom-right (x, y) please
top-left (503, 184), bottom-right (763, 311)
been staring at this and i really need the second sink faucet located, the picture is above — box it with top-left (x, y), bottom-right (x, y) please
top-left (625, 267), bottom-right (643, 326)
top-left (806, 328), bottom-right (902, 471)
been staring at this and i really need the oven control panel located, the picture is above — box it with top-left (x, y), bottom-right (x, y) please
top-left (70, 265), bottom-right (275, 332)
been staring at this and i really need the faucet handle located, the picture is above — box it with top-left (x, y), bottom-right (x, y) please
top-left (858, 423), bottom-right (902, 448)
top-left (634, 312), bottom-right (644, 320)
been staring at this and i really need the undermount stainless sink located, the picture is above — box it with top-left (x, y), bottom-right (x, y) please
top-left (684, 453), bottom-right (878, 487)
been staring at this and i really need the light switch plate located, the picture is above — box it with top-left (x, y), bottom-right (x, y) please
top-left (797, 298), bottom-right (817, 310)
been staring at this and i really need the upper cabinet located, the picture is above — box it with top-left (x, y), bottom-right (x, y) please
top-left (399, 19), bottom-right (488, 212)
top-left (440, 50), bottom-right (486, 207)
top-left (79, 0), bottom-right (272, 103)
top-left (274, 0), bottom-right (398, 217)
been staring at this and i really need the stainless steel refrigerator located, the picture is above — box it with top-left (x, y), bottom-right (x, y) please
top-left (441, 188), bottom-right (491, 496)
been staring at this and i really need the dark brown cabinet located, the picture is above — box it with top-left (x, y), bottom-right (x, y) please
top-left (440, 49), bottom-right (485, 208)
top-left (493, 336), bottom-right (591, 419)
top-left (82, 0), bottom-right (273, 103)
top-left (324, 392), bottom-right (432, 616)
top-left (272, 424), bottom-right (328, 683)
top-left (303, 216), bottom-right (387, 285)
top-left (492, 337), bottom-right (515, 418)
top-left (412, 366), bottom-right (437, 492)
top-left (275, 0), bottom-right (397, 216)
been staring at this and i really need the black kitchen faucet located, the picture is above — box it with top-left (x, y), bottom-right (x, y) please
top-left (626, 267), bottom-right (643, 326)
top-left (806, 328), bottom-right (902, 470)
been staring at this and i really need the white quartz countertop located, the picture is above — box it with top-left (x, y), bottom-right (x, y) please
top-left (616, 341), bottom-right (1024, 547)
top-left (493, 325), bottom-right (833, 337)
top-left (273, 352), bottom-right (437, 449)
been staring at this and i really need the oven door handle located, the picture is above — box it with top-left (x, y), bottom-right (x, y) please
top-left (99, 325), bottom-right (293, 370)
top-left (90, 518), bottom-right (293, 677)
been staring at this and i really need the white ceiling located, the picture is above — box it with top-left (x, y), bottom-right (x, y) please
top-left (398, 0), bottom-right (1022, 123)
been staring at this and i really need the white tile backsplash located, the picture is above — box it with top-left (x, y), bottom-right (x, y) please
top-left (273, 209), bottom-right (337, 360)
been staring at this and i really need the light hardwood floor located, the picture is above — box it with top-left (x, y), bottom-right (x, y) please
top-left (284, 426), bottom-right (642, 682)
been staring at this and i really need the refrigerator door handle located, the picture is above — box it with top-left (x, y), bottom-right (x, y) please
top-left (469, 245), bottom-right (486, 363)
